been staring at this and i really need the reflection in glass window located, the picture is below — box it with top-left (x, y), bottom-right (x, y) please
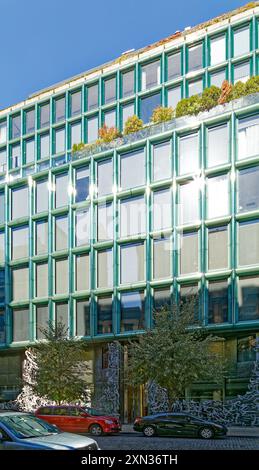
top-left (180, 232), bottom-right (198, 274)
top-left (11, 144), bottom-right (21, 168)
top-left (180, 284), bottom-right (199, 321)
top-left (207, 174), bottom-right (229, 219)
top-left (188, 43), bottom-right (203, 72)
top-left (55, 128), bottom-right (65, 154)
top-left (70, 122), bottom-right (81, 147)
top-left (179, 133), bottom-right (199, 175)
top-left (12, 186), bottom-right (29, 220)
top-left (141, 60), bottom-right (160, 90)
top-left (120, 291), bottom-right (145, 332)
top-left (153, 287), bottom-right (171, 311)
top-left (153, 188), bottom-right (171, 231)
top-left (208, 226), bottom-right (228, 270)
top-left (207, 124), bottom-right (228, 167)
top-left (167, 52), bottom-right (181, 81)
top-left (210, 68), bottom-right (226, 88)
top-left (12, 226), bottom-right (28, 260)
top-left (0, 193), bottom-right (4, 224)
top-left (208, 280), bottom-right (228, 324)
top-left (238, 166), bottom-right (259, 213)
top-left (87, 116), bottom-right (98, 143)
top-left (97, 159), bottom-right (113, 197)
top-left (120, 196), bottom-right (146, 238)
top-left (233, 26), bottom-right (250, 57)
top-left (97, 249), bottom-right (113, 289)
top-left (70, 90), bottom-right (81, 116)
top-left (40, 133), bottom-right (49, 159)
top-left (87, 84), bottom-right (98, 111)
top-left (210, 35), bottom-right (226, 65)
top-left (0, 148), bottom-right (6, 172)
top-left (239, 220), bottom-right (259, 266)
top-left (25, 139), bottom-right (35, 163)
top-left (25, 109), bottom-right (35, 134)
top-left (153, 141), bottom-right (171, 182)
top-left (179, 182), bottom-right (199, 225)
top-left (0, 231), bottom-right (5, 263)
top-left (120, 149), bottom-right (145, 190)
top-left (12, 267), bottom-right (29, 301)
top-left (11, 114), bottom-right (21, 139)
top-left (36, 179), bottom-right (48, 213)
top-left (97, 295), bottom-right (112, 334)
top-left (36, 220), bottom-right (48, 255)
top-left (167, 86), bottom-right (181, 109)
top-left (76, 254), bottom-right (89, 292)
top-left (238, 115), bottom-right (259, 160)
top-left (140, 92), bottom-right (161, 123)
top-left (237, 336), bottom-right (256, 362)
top-left (97, 203), bottom-right (113, 241)
top-left (0, 121), bottom-right (7, 144)
top-left (104, 77), bottom-right (116, 104)
top-left (76, 209), bottom-right (90, 246)
top-left (55, 302), bottom-right (68, 331)
top-left (13, 308), bottom-right (29, 342)
top-left (55, 96), bottom-right (66, 123)
top-left (36, 262), bottom-right (48, 298)
top-left (55, 173), bottom-right (68, 208)
top-left (75, 167), bottom-right (89, 203)
top-left (55, 259), bottom-right (69, 295)
top-left (76, 300), bottom-right (90, 336)
top-left (39, 103), bottom-right (50, 128)
top-left (122, 69), bottom-right (135, 97)
top-left (238, 276), bottom-right (259, 321)
top-left (153, 237), bottom-right (171, 279)
top-left (234, 61), bottom-right (250, 84)
top-left (55, 215), bottom-right (68, 251)
top-left (122, 103), bottom-right (134, 130)
top-left (188, 78), bottom-right (203, 96)
top-left (104, 109), bottom-right (116, 128)
top-left (36, 305), bottom-right (49, 339)
top-left (120, 243), bottom-right (144, 284)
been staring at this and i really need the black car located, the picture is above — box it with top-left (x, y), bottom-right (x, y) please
top-left (133, 412), bottom-right (227, 439)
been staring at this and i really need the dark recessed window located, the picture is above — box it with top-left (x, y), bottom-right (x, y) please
top-left (36, 305), bottom-right (49, 340)
top-left (238, 276), bottom-right (259, 321)
top-left (0, 309), bottom-right (5, 344)
top-left (97, 295), bottom-right (112, 334)
top-left (55, 302), bottom-right (68, 331)
top-left (208, 280), bottom-right (228, 324)
top-left (153, 287), bottom-right (171, 312)
top-left (140, 92), bottom-right (161, 123)
top-left (76, 300), bottom-right (90, 336)
top-left (75, 166), bottom-right (90, 203)
top-left (237, 336), bottom-right (256, 362)
top-left (120, 291), bottom-right (145, 332)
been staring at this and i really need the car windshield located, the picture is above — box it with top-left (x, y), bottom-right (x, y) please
top-left (83, 408), bottom-right (106, 416)
top-left (0, 415), bottom-right (60, 439)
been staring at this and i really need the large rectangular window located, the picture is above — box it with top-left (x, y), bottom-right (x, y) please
top-left (55, 215), bottom-right (68, 251)
top-left (70, 122), bottom-right (82, 147)
top-left (36, 262), bottom-right (48, 298)
top-left (75, 166), bottom-right (90, 203)
top-left (238, 115), bottom-right (259, 160)
top-left (153, 188), bottom-right (171, 232)
top-left (233, 26), bottom-right (250, 57)
top-left (36, 179), bottom-right (48, 213)
top-left (180, 232), bottom-right (198, 275)
top-left (238, 276), bottom-right (259, 321)
top-left (120, 243), bottom-right (144, 284)
top-left (36, 220), bottom-right (48, 255)
top-left (11, 114), bottom-right (21, 139)
top-left (12, 186), bottom-right (29, 220)
top-left (180, 284), bottom-right (199, 321)
top-left (120, 149), bottom-right (145, 190)
top-left (208, 226), bottom-right (228, 271)
top-left (141, 60), bottom-right (160, 90)
top-left (76, 300), bottom-right (90, 336)
top-left (153, 141), bottom-right (171, 182)
top-left (167, 52), bottom-right (181, 81)
top-left (153, 287), bottom-right (171, 311)
top-left (13, 308), bottom-right (29, 342)
top-left (0, 148), bottom-right (6, 172)
top-left (76, 254), bottom-right (89, 291)
top-left (12, 267), bottom-right (29, 301)
top-left (207, 174), bottom-right (229, 219)
top-left (207, 124), bottom-right (229, 168)
top-left (153, 237), bottom-right (171, 279)
top-left (25, 109), bottom-right (35, 134)
top-left (188, 43), bottom-right (203, 72)
top-left (55, 302), bottom-right (68, 331)
top-left (40, 133), bottom-right (50, 159)
top-left (210, 68), bottom-right (226, 88)
top-left (167, 86), bottom-right (182, 109)
top-left (87, 84), bottom-right (98, 111)
top-left (237, 336), bottom-right (256, 362)
top-left (97, 249), bottom-right (113, 289)
top-left (54, 128), bottom-right (65, 154)
top-left (188, 78), bottom-right (203, 97)
top-left (104, 109), bottom-right (116, 128)
top-left (54, 96), bottom-right (66, 123)
top-left (12, 226), bottom-right (29, 260)
top-left (120, 291), bottom-right (145, 332)
top-left (120, 196), bottom-right (146, 238)
top-left (208, 280), bottom-right (228, 324)
top-left (55, 173), bottom-right (68, 208)
top-left (70, 90), bottom-right (81, 117)
top-left (97, 159), bottom-right (113, 197)
top-left (0, 193), bottom-right (4, 224)
top-left (234, 61), bottom-right (250, 84)
top-left (87, 116), bottom-right (98, 143)
top-left (25, 138), bottom-right (35, 164)
top-left (122, 69), bottom-right (135, 98)
top-left (36, 305), bottom-right (49, 339)
top-left (239, 220), bottom-right (259, 266)
top-left (55, 259), bottom-right (69, 295)
top-left (140, 92), bottom-right (161, 123)
top-left (179, 133), bottom-right (199, 175)
top-left (179, 182), bottom-right (199, 225)
top-left (11, 144), bottom-right (21, 168)
top-left (97, 295), bottom-right (112, 334)
top-left (238, 166), bottom-right (259, 213)
top-left (0, 121), bottom-right (7, 144)
top-left (39, 103), bottom-right (50, 128)
top-left (97, 203), bottom-right (113, 241)
top-left (122, 103), bottom-right (134, 130)
top-left (104, 77), bottom-right (116, 104)
top-left (210, 35), bottom-right (226, 65)
top-left (0, 232), bottom-right (5, 263)
top-left (76, 209), bottom-right (90, 246)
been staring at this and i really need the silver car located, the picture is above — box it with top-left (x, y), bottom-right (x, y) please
top-left (0, 412), bottom-right (100, 450)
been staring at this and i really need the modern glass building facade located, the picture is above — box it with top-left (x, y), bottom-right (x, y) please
top-left (0, 3), bottom-right (259, 417)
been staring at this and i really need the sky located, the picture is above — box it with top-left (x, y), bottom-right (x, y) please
top-left (0, 0), bottom-right (248, 110)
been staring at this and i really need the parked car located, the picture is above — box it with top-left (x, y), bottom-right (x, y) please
top-left (35, 405), bottom-right (121, 436)
top-left (0, 411), bottom-right (99, 450)
top-left (133, 412), bottom-right (228, 439)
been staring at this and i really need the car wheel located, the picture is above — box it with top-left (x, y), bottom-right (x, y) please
top-left (143, 425), bottom-right (156, 437)
top-left (89, 424), bottom-right (103, 436)
top-left (199, 427), bottom-right (214, 439)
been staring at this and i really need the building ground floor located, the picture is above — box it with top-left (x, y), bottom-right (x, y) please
top-left (0, 331), bottom-right (258, 423)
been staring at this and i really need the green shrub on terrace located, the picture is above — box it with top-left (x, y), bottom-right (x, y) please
top-left (245, 75), bottom-right (259, 95)
top-left (200, 86), bottom-right (221, 111)
top-left (175, 95), bottom-right (202, 118)
top-left (124, 115), bottom-right (144, 135)
top-left (151, 106), bottom-right (174, 123)
top-left (229, 81), bottom-right (247, 101)
top-left (72, 142), bottom-right (85, 153)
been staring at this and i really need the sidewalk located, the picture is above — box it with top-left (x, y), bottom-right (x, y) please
top-left (121, 424), bottom-right (259, 437)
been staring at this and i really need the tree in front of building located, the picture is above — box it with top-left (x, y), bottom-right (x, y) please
top-left (29, 322), bottom-right (91, 405)
top-left (127, 298), bottom-right (225, 410)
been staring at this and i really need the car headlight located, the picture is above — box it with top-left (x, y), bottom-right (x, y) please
top-left (104, 419), bottom-right (114, 424)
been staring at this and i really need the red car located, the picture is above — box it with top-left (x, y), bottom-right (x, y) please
top-left (35, 405), bottom-right (121, 436)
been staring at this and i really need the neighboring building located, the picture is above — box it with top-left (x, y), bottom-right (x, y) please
top-left (0, 2), bottom-right (259, 421)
